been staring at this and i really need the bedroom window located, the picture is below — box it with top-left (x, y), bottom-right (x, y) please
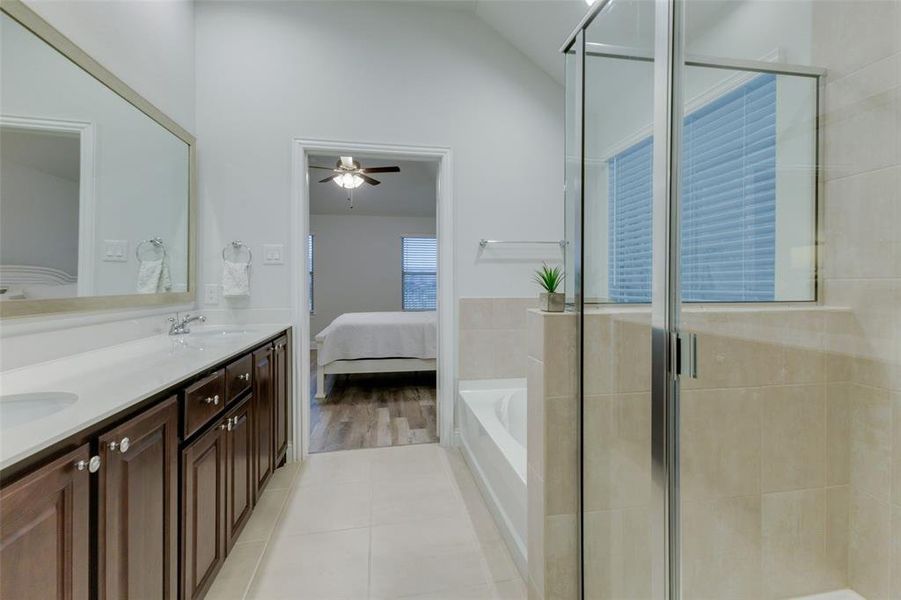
top-left (402, 236), bottom-right (437, 311)
top-left (307, 234), bottom-right (314, 313)
top-left (608, 73), bottom-right (783, 303)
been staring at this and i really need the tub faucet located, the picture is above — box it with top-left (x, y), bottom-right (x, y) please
top-left (168, 312), bottom-right (206, 335)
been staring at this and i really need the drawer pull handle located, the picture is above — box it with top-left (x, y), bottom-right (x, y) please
top-left (75, 455), bottom-right (101, 473)
top-left (226, 417), bottom-right (234, 431)
top-left (238, 373), bottom-right (250, 382)
top-left (108, 437), bottom-right (130, 454)
top-left (204, 395), bottom-right (220, 406)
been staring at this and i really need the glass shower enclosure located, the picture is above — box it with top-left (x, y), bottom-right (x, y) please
top-left (564, 0), bottom-right (899, 598)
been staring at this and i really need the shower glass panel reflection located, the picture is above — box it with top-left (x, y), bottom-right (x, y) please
top-left (567, 0), bottom-right (900, 598)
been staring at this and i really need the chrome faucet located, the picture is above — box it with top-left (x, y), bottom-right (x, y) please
top-left (168, 312), bottom-right (206, 335)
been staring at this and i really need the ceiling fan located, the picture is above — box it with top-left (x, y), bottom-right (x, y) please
top-left (309, 156), bottom-right (400, 189)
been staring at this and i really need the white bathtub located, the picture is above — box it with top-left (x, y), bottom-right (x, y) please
top-left (458, 378), bottom-right (527, 575)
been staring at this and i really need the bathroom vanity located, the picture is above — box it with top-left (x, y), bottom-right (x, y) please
top-left (0, 326), bottom-right (293, 600)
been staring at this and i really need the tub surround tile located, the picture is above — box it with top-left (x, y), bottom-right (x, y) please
top-left (582, 507), bottom-right (651, 600)
top-left (893, 391), bottom-right (901, 507)
top-left (849, 490), bottom-right (892, 600)
top-left (850, 384), bottom-right (893, 503)
top-left (761, 385), bottom-right (827, 493)
top-left (459, 298), bottom-right (538, 380)
top-left (893, 505), bottom-right (901, 599)
top-left (583, 393), bottom-right (651, 511)
top-left (826, 486), bottom-right (850, 590)
top-left (681, 387), bottom-right (761, 500)
top-left (827, 383), bottom-right (852, 486)
top-left (682, 495), bottom-right (762, 600)
top-left (544, 395), bottom-right (579, 516)
top-left (761, 489), bottom-right (831, 598)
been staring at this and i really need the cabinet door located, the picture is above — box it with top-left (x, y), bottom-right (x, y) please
top-left (1, 445), bottom-right (91, 600)
top-left (182, 419), bottom-right (227, 600)
top-left (225, 397), bottom-right (253, 551)
top-left (98, 396), bottom-right (178, 600)
top-left (252, 346), bottom-right (274, 496)
top-left (273, 336), bottom-right (289, 463)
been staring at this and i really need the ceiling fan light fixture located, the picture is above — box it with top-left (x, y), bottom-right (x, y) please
top-left (334, 172), bottom-right (365, 189)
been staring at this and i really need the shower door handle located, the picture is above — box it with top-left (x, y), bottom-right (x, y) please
top-left (675, 332), bottom-right (698, 379)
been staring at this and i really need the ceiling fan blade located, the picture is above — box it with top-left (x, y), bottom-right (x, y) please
top-left (318, 175), bottom-right (339, 183)
top-left (360, 166), bottom-right (400, 174)
top-left (360, 174), bottom-right (381, 186)
top-left (309, 166), bottom-right (337, 170)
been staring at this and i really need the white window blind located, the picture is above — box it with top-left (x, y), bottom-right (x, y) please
top-left (402, 236), bottom-right (437, 311)
top-left (608, 73), bottom-right (777, 303)
top-left (307, 234), bottom-right (314, 313)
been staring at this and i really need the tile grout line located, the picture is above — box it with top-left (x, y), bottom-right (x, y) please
top-left (239, 462), bottom-right (302, 600)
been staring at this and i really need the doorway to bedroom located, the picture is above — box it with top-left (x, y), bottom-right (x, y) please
top-left (304, 152), bottom-right (440, 453)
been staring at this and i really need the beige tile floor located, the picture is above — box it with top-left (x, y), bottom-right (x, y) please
top-left (207, 444), bottom-right (527, 600)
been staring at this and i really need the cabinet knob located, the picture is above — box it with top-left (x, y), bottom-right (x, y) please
top-left (239, 373), bottom-right (250, 382)
top-left (108, 437), bottom-right (130, 454)
top-left (74, 455), bottom-right (101, 473)
top-left (219, 422), bottom-right (227, 431)
top-left (226, 417), bottom-right (234, 432)
top-left (204, 395), bottom-right (220, 405)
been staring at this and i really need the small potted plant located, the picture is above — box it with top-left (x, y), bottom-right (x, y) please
top-left (534, 263), bottom-right (565, 312)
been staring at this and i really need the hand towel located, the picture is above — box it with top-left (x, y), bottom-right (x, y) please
top-left (222, 260), bottom-right (250, 297)
top-left (136, 259), bottom-right (163, 294)
top-left (158, 253), bottom-right (172, 292)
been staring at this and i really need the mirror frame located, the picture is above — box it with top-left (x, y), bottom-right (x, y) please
top-left (0, 0), bottom-right (196, 319)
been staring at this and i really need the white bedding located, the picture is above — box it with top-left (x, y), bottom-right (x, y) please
top-left (315, 311), bottom-right (437, 366)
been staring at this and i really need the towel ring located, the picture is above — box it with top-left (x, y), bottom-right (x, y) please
top-left (136, 237), bottom-right (166, 261)
top-left (222, 240), bottom-right (252, 265)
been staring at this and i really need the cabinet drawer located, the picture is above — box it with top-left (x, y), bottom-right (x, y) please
top-left (225, 354), bottom-right (253, 405)
top-left (183, 369), bottom-right (225, 438)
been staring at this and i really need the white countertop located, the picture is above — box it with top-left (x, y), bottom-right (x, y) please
top-left (0, 323), bottom-right (290, 471)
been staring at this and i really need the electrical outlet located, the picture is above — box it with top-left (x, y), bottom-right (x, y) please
top-left (102, 240), bottom-right (129, 262)
top-left (204, 283), bottom-right (220, 305)
top-left (263, 244), bottom-right (285, 265)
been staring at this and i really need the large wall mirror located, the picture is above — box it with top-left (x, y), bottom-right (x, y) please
top-left (0, 1), bottom-right (195, 318)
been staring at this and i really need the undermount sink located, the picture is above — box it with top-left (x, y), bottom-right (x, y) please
top-left (0, 392), bottom-right (78, 430)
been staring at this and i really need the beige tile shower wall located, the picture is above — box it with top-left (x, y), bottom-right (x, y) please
top-left (458, 298), bottom-right (537, 380)
top-left (576, 306), bottom-right (851, 600)
top-left (815, 1), bottom-right (901, 597)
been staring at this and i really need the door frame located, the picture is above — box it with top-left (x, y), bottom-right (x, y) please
top-left (0, 115), bottom-right (96, 295)
top-left (289, 138), bottom-right (454, 460)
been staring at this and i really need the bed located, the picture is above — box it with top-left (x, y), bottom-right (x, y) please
top-left (0, 265), bottom-right (78, 300)
top-left (314, 311), bottom-right (437, 399)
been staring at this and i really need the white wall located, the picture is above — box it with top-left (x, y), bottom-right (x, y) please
top-left (195, 1), bottom-right (564, 321)
top-left (23, 0), bottom-right (195, 132)
top-left (309, 214), bottom-right (436, 337)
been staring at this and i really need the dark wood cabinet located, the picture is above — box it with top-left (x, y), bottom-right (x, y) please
top-left (181, 419), bottom-right (227, 600)
top-left (224, 396), bottom-right (254, 551)
top-left (1, 328), bottom-right (292, 600)
top-left (252, 346), bottom-right (274, 496)
top-left (273, 336), bottom-right (289, 463)
top-left (0, 445), bottom-right (91, 600)
top-left (98, 396), bottom-right (179, 600)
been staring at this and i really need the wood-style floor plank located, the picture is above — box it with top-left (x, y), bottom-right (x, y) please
top-left (309, 352), bottom-right (437, 453)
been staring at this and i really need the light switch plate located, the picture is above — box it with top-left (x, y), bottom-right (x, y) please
top-left (204, 283), bottom-right (220, 305)
top-left (263, 244), bottom-right (285, 265)
top-left (103, 240), bottom-right (129, 262)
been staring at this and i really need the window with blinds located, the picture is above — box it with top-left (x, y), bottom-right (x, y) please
top-left (608, 73), bottom-right (777, 303)
top-left (402, 236), bottom-right (437, 311)
top-left (307, 234), bottom-right (314, 313)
